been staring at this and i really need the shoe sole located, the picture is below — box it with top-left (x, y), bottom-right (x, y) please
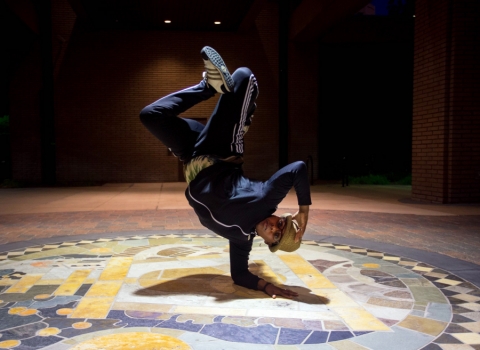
top-left (201, 46), bottom-right (234, 93)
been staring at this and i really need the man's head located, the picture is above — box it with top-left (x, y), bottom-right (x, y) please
top-left (255, 213), bottom-right (301, 253)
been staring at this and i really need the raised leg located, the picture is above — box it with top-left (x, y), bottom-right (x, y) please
top-left (139, 80), bottom-right (215, 161)
top-left (192, 67), bottom-right (259, 158)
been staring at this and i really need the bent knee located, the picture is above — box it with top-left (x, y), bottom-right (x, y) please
top-left (139, 105), bottom-right (163, 126)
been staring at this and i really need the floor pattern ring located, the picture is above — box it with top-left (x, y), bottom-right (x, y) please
top-left (0, 234), bottom-right (479, 350)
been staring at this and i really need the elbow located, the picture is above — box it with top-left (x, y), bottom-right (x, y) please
top-left (230, 273), bottom-right (242, 286)
top-left (139, 105), bottom-right (153, 124)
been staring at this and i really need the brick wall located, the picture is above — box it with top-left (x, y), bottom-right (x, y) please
top-left (54, 14), bottom-right (281, 183)
top-left (412, 0), bottom-right (480, 203)
top-left (8, 2), bottom-right (317, 185)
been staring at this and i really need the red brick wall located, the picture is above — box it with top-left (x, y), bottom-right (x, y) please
top-left (54, 22), bottom-right (280, 183)
top-left (9, 2), bottom-right (317, 184)
top-left (412, 0), bottom-right (480, 203)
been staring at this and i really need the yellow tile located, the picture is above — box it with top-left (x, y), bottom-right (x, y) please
top-left (138, 279), bottom-right (161, 288)
top-left (279, 254), bottom-right (336, 289)
top-left (436, 278), bottom-right (462, 286)
top-left (333, 307), bottom-right (390, 331)
top-left (99, 257), bottom-right (133, 280)
top-left (412, 266), bottom-right (433, 272)
top-left (124, 278), bottom-right (137, 284)
top-left (299, 274), bottom-right (337, 289)
top-left (335, 246), bottom-right (351, 250)
top-left (461, 303), bottom-right (480, 312)
top-left (0, 279), bottom-right (15, 286)
top-left (70, 297), bottom-right (114, 319)
top-left (451, 332), bottom-right (480, 344)
top-left (279, 255), bottom-right (320, 274)
top-left (0, 340), bottom-right (21, 348)
top-left (54, 270), bottom-right (91, 296)
top-left (330, 340), bottom-right (370, 349)
top-left (459, 321), bottom-right (480, 333)
top-left (316, 289), bottom-right (360, 307)
top-left (36, 279), bottom-right (64, 285)
top-left (362, 263), bottom-right (380, 268)
top-left (397, 315), bottom-right (447, 336)
top-left (5, 275), bottom-right (43, 293)
top-left (453, 294), bottom-right (480, 302)
top-left (252, 260), bottom-right (283, 284)
top-left (85, 281), bottom-right (122, 297)
top-left (68, 332), bottom-right (190, 350)
top-left (383, 256), bottom-right (401, 261)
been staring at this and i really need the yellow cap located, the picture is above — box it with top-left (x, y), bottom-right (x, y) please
top-left (269, 213), bottom-right (301, 253)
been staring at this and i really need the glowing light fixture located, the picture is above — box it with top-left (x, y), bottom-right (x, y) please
top-left (214, 21), bottom-right (221, 25)
top-left (165, 20), bottom-right (171, 23)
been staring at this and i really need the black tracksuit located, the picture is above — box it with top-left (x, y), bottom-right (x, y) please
top-left (140, 67), bottom-right (311, 290)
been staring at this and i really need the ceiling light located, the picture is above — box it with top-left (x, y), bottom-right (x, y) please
top-left (214, 21), bottom-right (221, 25)
top-left (165, 20), bottom-right (171, 23)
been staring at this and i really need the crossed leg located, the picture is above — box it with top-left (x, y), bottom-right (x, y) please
top-left (139, 67), bottom-right (258, 162)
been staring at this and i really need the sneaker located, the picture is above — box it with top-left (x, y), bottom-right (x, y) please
top-left (201, 46), bottom-right (234, 94)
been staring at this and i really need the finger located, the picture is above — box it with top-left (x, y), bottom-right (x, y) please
top-left (280, 290), bottom-right (296, 298)
top-left (284, 288), bottom-right (299, 296)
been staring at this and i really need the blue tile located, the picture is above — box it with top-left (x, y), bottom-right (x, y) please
top-left (43, 317), bottom-right (80, 329)
top-left (304, 331), bottom-right (329, 344)
top-left (425, 302), bottom-right (452, 322)
top-left (158, 315), bottom-right (203, 332)
top-left (353, 326), bottom-right (434, 350)
top-left (201, 323), bottom-right (279, 344)
top-left (353, 331), bottom-right (372, 337)
top-left (213, 315), bottom-right (224, 323)
top-left (37, 300), bottom-right (79, 318)
top-left (74, 284), bottom-right (92, 297)
top-left (328, 331), bottom-right (354, 342)
top-left (0, 322), bottom-right (45, 341)
top-left (19, 335), bottom-right (62, 349)
top-left (277, 328), bottom-right (312, 345)
top-left (0, 309), bottom-right (42, 331)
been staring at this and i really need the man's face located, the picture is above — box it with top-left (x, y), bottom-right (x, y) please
top-left (255, 215), bottom-right (286, 247)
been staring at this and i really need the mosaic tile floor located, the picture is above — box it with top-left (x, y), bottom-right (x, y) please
top-left (0, 234), bottom-right (479, 349)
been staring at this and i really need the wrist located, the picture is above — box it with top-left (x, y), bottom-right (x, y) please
top-left (299, 205), bottom-right (309, 213)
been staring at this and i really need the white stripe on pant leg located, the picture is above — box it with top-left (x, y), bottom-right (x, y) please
top-left (232, 74), bottom-right (256, 153)
top-left (231, 123), bottom-right (239, 153)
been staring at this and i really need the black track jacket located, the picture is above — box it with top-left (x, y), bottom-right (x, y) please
top-left (185, 160), bottom-right (312, 290)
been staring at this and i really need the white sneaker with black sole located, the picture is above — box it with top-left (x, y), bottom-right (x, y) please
top-left (201, 46), bottom-right (235, 94)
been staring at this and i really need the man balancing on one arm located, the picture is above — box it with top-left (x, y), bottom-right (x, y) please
top-left (140, 46), bottom-right (311, 299)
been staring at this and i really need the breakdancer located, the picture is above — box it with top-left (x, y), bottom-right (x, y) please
top-left (140, 47), bottom-right (311, 299)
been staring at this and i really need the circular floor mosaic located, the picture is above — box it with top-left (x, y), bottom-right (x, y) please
top-left (0, 234), bottom-right (479, 350)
